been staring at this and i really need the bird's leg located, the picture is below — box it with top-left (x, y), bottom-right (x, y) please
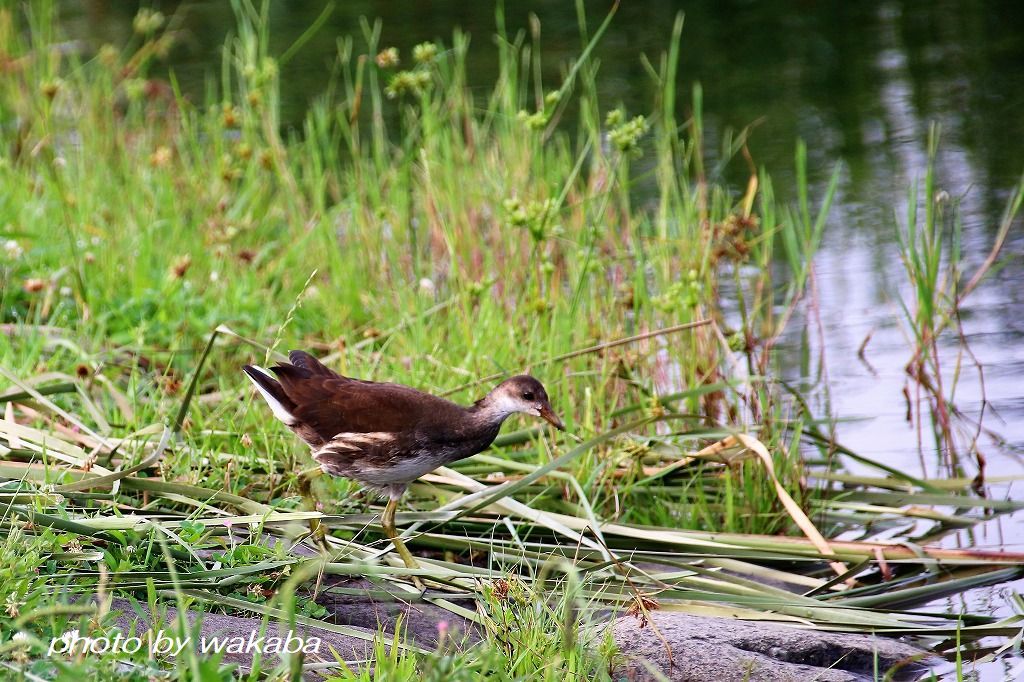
top-left (297, 466), bottom-right (329, 552)
top-left (381, 495), bottom-right (417, 568)
top-left (381, 495), bottom-right (424, 589)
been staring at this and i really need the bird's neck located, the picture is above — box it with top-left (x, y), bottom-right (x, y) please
top-left (467, 394), bottom-right (516, 429)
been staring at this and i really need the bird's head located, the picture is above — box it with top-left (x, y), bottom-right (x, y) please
top-left (484, 375), bottom-right (565, 430)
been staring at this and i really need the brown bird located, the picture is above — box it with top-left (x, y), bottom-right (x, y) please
top-left (243, 350), bottom-right (565, 570)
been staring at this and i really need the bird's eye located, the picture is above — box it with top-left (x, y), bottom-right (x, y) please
top-left (522, 391), bottom-right (535, 401)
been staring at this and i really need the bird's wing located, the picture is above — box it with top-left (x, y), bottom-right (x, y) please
top-left (287, 350), bottom-right (338, 378)
top-left (276, 374), bottom-right (455, 442)
top-left (310, 429), bottom-right (403, 484)
top-left (267, 351), bottom-right (464, 443)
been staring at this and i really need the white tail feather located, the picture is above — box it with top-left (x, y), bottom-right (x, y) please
top-left (245, 365), bottom-right (296, 425)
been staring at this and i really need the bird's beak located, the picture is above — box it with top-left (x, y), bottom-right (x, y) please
top-left (538, 403), bottom-right (565, 431)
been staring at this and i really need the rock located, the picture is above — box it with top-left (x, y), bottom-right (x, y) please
top-left (99, 578), bottom-right (479, 677)
top-left (317, 577), bottom-right (480, 647)
top-left (100, 590), bottom-right (937, 681)
top-left (104, 597), bottom-right (373, 673)
top-left (605, 612), bottom-right (935, 682)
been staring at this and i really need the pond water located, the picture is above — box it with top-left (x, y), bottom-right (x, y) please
top-left (59, 1), bottom-right (1024, 679)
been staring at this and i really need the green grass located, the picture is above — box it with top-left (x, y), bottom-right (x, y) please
top-left (1, 2), bottom-right (1023, 680)
top-left (895, 123), bottom-right (1024, 484)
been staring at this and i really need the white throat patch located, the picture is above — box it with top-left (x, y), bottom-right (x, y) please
top-left (488, 391), bottom-right (537, 418)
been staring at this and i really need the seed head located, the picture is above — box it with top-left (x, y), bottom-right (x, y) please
top-left (170, 255), bottom-right (191, 279)
top-left (133, 8), bottom-right (165, 35)
top-left (98, 44), bottom-right (120, 68)
top-left (412, 42), bottom-right (437, 65)
top-left (150, 145), bottom-right (172, 168)
top-left (607, 110), bottom-right (650, 154)
top-left (375, 47), bottom-right (399, 69)
top-left (385, 70), bottom-right (432, 99)
top-left (40, 79), bottom-right (61, 100)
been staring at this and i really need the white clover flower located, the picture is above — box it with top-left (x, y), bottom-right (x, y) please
top-left (3, 240), bottom-right (23, 259)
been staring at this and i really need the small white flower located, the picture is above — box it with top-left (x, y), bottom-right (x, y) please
top-left (3, 240), bottom-right (23, 259)
top-left (5, 593), bottom-right (22, 617)
top-left (418, 277), bottom-right (436, 297)
top-left (209, 271), bottom-right (219, 282)
top-left (60, 286), bottom-right (72, 296)
top-left (12, 631), bottom-right (29, 643)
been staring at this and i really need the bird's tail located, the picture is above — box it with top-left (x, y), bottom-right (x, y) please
top-left (242, 364), bottom-right (297, 425)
